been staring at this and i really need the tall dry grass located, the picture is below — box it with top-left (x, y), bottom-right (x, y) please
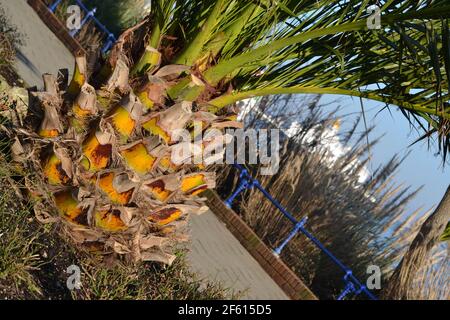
top-left (43, 0), bottom-right (104, 56)
top-left (43, 0), bottom-right (150, 47)
top-left (216, 95), bottom-right (448, 300)
top-left (408, 247), bottom-right (449, 300)
top-left (42, 0), bottom-right (151, 76)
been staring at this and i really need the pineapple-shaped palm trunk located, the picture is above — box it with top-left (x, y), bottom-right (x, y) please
top-left (7, 0), bottom-right (450, 264)
top-left (8, 20), bottom-right (240, 264)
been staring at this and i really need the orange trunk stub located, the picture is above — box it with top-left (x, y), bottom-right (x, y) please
top-left (95, 209), bottom-right (127, 232)
top-left (181, 174), bottom-right (207, 195)
top-left (54, 191), bottom-right (88, 225)
top-left (43, 153), bottom-right (70, 185)
top-left (111, 106), bottom-right (136, 138)
top-left (148, 207), bottom-right (182, 226)
top-left (142, 117), bottom-right (171, 143)
top-left (158, 156), bottom-right (179, 172)
top-left (38, 129), bottom-right (60, 138)
top-left (82, 134), bottom-right (112, 172)
top-left (146, 179), bottom-right (171, 201)
top-left (72, 103), bottom-right (92, 118)
top-left (120, 143), bottom-right (155, 175)
top-left (160, 226), bottom-right (175, 235)
top-left (97, 172), bottom-right (134, 205)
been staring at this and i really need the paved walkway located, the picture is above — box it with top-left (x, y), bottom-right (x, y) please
top-left (1, 0), bottom-right (289, 300)
top-left (0, 0), bottom-right (74, 89)
top-left (188, 211), bottom-right (289, 299)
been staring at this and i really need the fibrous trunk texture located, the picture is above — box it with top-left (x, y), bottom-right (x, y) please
top-left (383, 185), bottom-right (450, 299)
top-left (3, 21), bottom-right (240, 265)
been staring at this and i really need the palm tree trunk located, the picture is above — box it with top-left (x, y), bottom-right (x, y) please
top-left (383, 185), bottom-right (450, 299)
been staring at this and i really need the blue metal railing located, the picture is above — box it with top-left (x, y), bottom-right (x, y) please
top-left (48, 0), bottom-right (117, 54)
top-left (225, 163), bottom-right (378, 300)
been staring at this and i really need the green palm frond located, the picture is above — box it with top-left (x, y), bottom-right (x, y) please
top-left (440, 221), bottom-right (450, 241)
top-left (137, 0), bottom-right (450, 153)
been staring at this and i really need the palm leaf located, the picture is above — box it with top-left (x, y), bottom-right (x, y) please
top-left (440, 221), bottom-right (450, 241)
top-left (140, 0), bottom-right (450, 152)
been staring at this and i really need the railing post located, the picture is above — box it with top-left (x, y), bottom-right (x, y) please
top-left (69, 7), bottom-right (97, 37)
top-left (273, 217), bottom-right (308, 256)
top-left (102, 33), bottom-right (116, 54)
top-left (225, 169), bottom-right (253, 208)
top-left (337, 281), bottom-right (356, 300)
top-left (228, 163), bottom-right (378, 300)
top-left (337, 271), bottom-right (356, 300)
top-left (49, 0), bottom-right (63, 13)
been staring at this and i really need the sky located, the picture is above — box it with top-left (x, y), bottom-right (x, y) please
top-left (242, 93), bottom-right (449, 214)
top-left (320, 94), bottom-right (450, 214)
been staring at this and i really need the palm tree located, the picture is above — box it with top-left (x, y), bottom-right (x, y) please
top-left (5, 0), bottom-right (450, 265)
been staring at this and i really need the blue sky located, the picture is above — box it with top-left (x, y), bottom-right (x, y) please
top-left (322, 94), bottom-right (450, 214)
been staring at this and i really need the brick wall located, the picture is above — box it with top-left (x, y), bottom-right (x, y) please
top-left (28, 0), bottom-right (86, 57)
top-left (203, 190), bottom-right (317, 300)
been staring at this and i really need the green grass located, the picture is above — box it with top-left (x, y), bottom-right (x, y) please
top-left (0, 186), bottom-right (44, 298)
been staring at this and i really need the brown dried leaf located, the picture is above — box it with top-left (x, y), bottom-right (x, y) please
top-left (53, 146), bottom-right (73, 180)
top-left (106, 54), bottom-right (130, 93)
top-left (75, 83), bottom-right (97, 114)
top-left (140, 235), bottom-right (169, 250)
top-left (34, 203), bottom-right (58, 224)
top-left (141, 250), bottom-right (176, 265)
top-left (154, 64), bottom-right (190, 79)
top-left (107, 240), bottom-right (131, 254)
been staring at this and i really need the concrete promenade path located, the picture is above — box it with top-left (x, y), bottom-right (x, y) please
top-left (188, 211), bottom-right (289, 299)
top-left (0, 0), bottom-right (74, 88)
top-left (1, 0), bottom-right (290, 300)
